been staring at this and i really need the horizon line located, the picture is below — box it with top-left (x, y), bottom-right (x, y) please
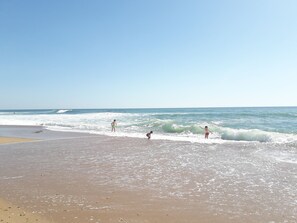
top-left (0, 105), bottom-right (296, 110)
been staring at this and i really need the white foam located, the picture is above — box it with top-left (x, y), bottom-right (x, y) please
top-left (0, 176), bottom-right (24, 180)
top-left (45, 125), bottom-right (226, 144)
top-left (273, 154), bottom-right (297, 164)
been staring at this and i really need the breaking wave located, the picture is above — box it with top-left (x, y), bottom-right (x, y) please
top-left (151, 121), bottom-right (295, 143)
top-left (56, 109), bottom-right (71, 114)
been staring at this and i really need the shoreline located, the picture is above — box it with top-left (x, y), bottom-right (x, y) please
top-left (0, 122), bottom-right (296, 145)
top-left (0, 124), bottom-right (223, 145)
top-left (0, 125), bottom-right (296, 222)
top-left (0, 124), bottom-right (255, 145)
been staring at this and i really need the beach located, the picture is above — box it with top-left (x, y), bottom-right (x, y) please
top-left (2, 0), bottom-right (297, 221)
top-left (0, 137), bottom-right (34, 144)
top-left (0, 197), bottom-right (52, 223)
top-left (0, 125), bottom-right (296, 223)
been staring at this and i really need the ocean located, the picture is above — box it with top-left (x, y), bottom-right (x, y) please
top-left (0, 107), bottom-right (296, 143)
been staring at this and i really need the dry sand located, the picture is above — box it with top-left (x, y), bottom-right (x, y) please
top-left (0, 137), bottom-right (34, 144)
top-left (0, 198), bottom-right (51, 223)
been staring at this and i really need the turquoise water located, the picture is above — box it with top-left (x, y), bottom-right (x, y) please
top-left (0, 107), bottom-right (296, 143)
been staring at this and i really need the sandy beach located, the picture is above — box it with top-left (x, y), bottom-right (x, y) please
top-left (0, 197), bottom-right (51, 223)
top-left (0, 137), bottom-right (34, 144)
top-left (0, 125), bottom-right (296, 223)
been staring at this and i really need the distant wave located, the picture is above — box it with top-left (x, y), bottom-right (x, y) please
top-left (0, 110), bottom-right (57, 115)
top-left (56, 109), bottom-right (71, 114)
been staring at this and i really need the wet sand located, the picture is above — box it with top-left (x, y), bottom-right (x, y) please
top-left (0, 125), bottom-right (296, 223)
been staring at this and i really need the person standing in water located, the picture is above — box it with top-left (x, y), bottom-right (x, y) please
top-left (146, 131), bottom-right (153, 139)
top-left (204, 126), bottom-right (212, 139)
top-left (111, 119), bottom-right (117, 132)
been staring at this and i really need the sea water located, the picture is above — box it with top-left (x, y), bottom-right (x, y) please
top-left (0, 107), bottom-right (296, 143)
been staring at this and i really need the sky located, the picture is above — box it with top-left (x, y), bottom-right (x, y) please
top-left (0, 0), bottom-right (296, 109)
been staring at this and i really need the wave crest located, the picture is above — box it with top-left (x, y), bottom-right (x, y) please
top-left (56, 109), bottom-right (71, 114)
top-left (161, 122), bottom-right (204, 134)
top-left (220, 128), bottom-right (272, 142)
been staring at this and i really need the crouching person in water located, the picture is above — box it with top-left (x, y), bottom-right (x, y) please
top-left (146, 131), bottom-right (153, 139)
top-left (204, 126), bottom-right (212, 139)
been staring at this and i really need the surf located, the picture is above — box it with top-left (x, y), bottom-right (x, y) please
top-left (0, 107), bottom-right (296, 144)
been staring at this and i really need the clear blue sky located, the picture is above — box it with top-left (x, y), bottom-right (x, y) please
top-left (0, 0), bottom-right (296, 109)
